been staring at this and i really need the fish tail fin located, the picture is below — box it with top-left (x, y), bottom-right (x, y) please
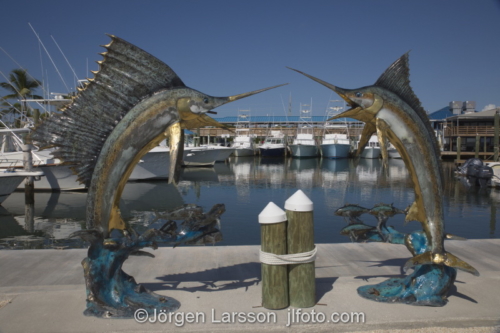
top-left (444, 252), bottom-right (480, 276)
top-left (404, 251), bottom-right (479, 276)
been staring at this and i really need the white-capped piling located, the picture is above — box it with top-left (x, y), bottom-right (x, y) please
top-left (259, 202), bottom-right (289, 309)
top-left (285, 190), bottom-right (316, 308)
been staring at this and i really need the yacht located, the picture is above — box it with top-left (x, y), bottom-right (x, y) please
top-left (232, 109), bottom-right (256, 157)
top-left (321, 134), bottom-right (351, 158)
top-left (258, 131), bottom-right (287, 157)
top-left (289, 101), bottom-right (319, 158)
top-left (358, 135), bottom-right (381, 159)
top-left (320, 100), bottom-right (351, 159)
top-left (0, 168), bottom-right (44, 204)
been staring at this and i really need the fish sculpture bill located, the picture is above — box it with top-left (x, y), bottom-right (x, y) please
top-left (289, 54), bottom-right (479, 276)
top-left (31, 35), bottom-right (286, 237)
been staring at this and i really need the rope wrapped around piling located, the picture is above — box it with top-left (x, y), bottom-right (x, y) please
top-left (259, 246), bottom-right (317, 265)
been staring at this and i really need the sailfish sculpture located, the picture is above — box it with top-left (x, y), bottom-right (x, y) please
top-left (30, 35), bottom-right (285, 317)
top-left (288, 54), bottom-right (479, 305)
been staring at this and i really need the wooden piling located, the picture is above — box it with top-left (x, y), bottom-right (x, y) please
top-left (494, 111), bottom-right (499, 162)
top-left (285, 190), bottom-right (316, 308)
top-left (475, 135), bottom-right (480, 159)
top-left (22, 145), bottom-right (35, 233)
top-left (456, 137), bottom-right (461, 162)
top-left (259, 202), bottom-right (289, 309)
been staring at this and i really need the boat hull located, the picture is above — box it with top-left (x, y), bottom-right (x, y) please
top-left (259, 147), bottom-right (286, 157)
top-left (321, 143), bottom-right (350, 159)
top-left (360, 147), bottom-right (381, 159)
top-left (233, 148), bottom-right (255, 157)
top-left (388, 149), bottom-right (402, 159)
top-left (0, 175), bottom-right (26, 203)
top-left (289, 144), bottom-right (319, 158)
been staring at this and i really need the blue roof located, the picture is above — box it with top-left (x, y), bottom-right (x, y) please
top-left (428, 107), bottom-right (453, 120)
top-left (213, 116), bottom-right (357, 123)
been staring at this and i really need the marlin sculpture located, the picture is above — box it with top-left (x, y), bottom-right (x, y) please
top-left (31, 35), bottom-right (285, 238)
top-left (289, 53), bottom-right (479, 276)
top-left (30, 35), bottom-right (286, 317)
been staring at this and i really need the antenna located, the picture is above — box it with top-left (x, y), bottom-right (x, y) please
top-left (51, 35), bottom-right (79, 91)
top-left (29, 23), bottom-right (71, 93)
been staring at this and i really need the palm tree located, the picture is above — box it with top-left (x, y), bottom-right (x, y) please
top-left (0, 69), bottom-right (43, 127)
top-left (0, 68), bottom-right (43, 101)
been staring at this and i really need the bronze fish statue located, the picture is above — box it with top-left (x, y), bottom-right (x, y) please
top-left (30, 35), bottom-right (286, 238)
top-left (288, 54), bottom-right (479, 276)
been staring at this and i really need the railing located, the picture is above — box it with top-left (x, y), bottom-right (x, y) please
top-left (444, 126), bottom-right (496, 136)
top-left (199, 127), bottom-right (364, 138)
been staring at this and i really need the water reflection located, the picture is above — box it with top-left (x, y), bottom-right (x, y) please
top-left (0, 157), bottom-right (498, 248)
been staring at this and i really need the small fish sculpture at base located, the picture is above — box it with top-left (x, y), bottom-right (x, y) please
top-left (337, 204), bottom-right (462, 306)
top-left (357, 231), bottom-right (457, 307)
top-left (70, 203), bottom-right (225, 318)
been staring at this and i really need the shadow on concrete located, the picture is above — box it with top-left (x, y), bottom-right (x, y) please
top-left (448, 284), bottom-right (478, 304)
top-left (145, 262), bottom-right (261, 293)
top-left (143, 262), bottom-right (341, 303)
top-left (315, 277), bottom-right (338, 303)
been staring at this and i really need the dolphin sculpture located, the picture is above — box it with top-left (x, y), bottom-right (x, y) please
top-left (288, 54), bottom-right (479, 276)
top-left (30, 35), bottom-right (286, 238)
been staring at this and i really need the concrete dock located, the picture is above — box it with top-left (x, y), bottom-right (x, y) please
top-left (0, 240), bottom-right (499, 332)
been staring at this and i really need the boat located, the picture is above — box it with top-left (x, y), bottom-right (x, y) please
top-left (0, 168), bottom-right (44, 204)
top-left (320, 100), bottom-right (351, 158)
top-left (289, 133), bottom-right (319, 158)
top-left (486, 162), bottom-right (500, 188)
top-left (357, 135), bottom-right (381, 159)
top-left (232, 136), bottom-right (255, 157)
top-left (200, 145), bottom-right (235, 162)
top-left (258, 131), bottom-right (287, 157)
top-left (184, 145), bottom-right (232, 166)
top-left (232, 109), bottom-right (256, 157)
top-left (388, 144), bottom-right (402, 159)
top-left (289, 101), bottom-right (319, 158)
top-left (130, 144), bottom-right (228, 174)
top-left (0, 128), bottom-right (86, 190)
top-left (321, 134), bottom-right (351, 158)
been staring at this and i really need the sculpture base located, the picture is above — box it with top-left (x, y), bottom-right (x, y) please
top-left (81, 238), bottom-right (181, 319)
top-left (357, 264), bottom-right (457, 307)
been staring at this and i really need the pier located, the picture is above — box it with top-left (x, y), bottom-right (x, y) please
top-left (0, 240), bottom-right (499, 332)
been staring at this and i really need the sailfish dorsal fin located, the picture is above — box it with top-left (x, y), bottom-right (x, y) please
top-left (374, 52), bottom-right (426, 120)
top-left (30, 35), bottom-right (185, 185)
top-left (374, 52), bottom-right (443, 183)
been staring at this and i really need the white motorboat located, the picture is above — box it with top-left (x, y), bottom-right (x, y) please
top-left (232, 136), bottom-right (256, 157)
top-left (320, 100), bottom-right (351, 159)
top-left (0, 168), bottom-right (44, 204)
top-left (321, 134), bottom-right (351, 158)
top-left (258, 131), bottom-right (287, 157)
top-left (485, 162), bottom-right (500, 188)
top-left (232, 108), bottom-right (256, 157)
top-left (289, 101), bottom-right (319, 158)
top-left (0, 128), bottom-right (85, 191)
top-left (289, 133), bottom-right (319, 158)
top-left (358, 135), bottom-right (381, 159)
top-left (388, 144), bottom-right (402, 159)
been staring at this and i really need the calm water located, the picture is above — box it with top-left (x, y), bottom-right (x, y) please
top-left (0, 156), bottom-right (498, 249)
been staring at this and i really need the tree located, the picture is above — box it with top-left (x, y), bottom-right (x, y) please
top-left (0, 69), bottom-right (43, 127)
top-left (0, 68), bottom-right (43, 101)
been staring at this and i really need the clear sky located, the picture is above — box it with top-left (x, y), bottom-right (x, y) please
top-left (1, 0), bottom-right (499, 117)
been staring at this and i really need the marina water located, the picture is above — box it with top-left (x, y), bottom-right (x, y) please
top-left (0, 157), bottom-right (498, 249)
